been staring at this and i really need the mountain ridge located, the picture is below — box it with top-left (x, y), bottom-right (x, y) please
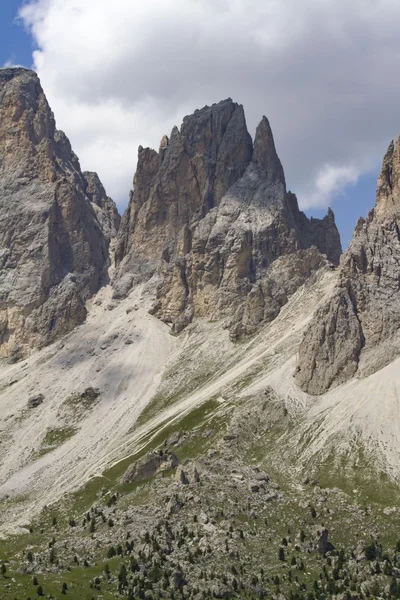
top-left (0, 67), bottom-right (118, 359)
top-left (114, 98), bottom-right (342, 338)
top-left (295, 136), bottom-right (400, 394)
top-left (2, 67), bottom-right (400, 600)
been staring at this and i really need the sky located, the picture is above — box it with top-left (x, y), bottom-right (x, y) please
top-left (1, 1), bottom-right (398, 250)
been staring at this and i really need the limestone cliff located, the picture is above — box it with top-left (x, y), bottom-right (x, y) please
top-left (114, 98), bottom-right (253, 284)
top-left (295, 137), bottom-right (400, 394)
top-left (115, 101), bottom-right (341, 338)
top-left (0, 68), bottom-right (117, 359)
top-left (83, 171), bottom-right (120, 242)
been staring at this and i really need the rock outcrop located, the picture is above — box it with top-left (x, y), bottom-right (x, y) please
top-left (0, 68), bottom-right (117, 358)
top-left (115, 101), bottom-right (341, 338)
top-left (122, 450), bottom-right (179, 484)
top-left (295, 137), bottom-right (400, 394)
top-left (115, 98), bottom-right (254, 283)
top-left (83, 171), bottom-right (120, 242)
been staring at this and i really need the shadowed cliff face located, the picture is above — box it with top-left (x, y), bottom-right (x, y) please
top-left (0, 68), bottom-right (118, 359)
top-left (114, 100), bottom-right (341, 338)
top-left (296, 136), bottom-right (400, 395)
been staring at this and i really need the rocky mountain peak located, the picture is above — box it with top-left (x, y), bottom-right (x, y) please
top-left (114, 98), bottom-right (253, 282)
top-left (0, 68), bottom-right (57, 181)
top-left (0, 67), bottom-right (117, 359)
top-left (114, 99), bottom-right (342, 337)
top-left (295, 136), bottom-right (400, 394)
top-left (252, 116), bottom-right (285, 185)
top-left (375, 136), bottom-right (400, 219)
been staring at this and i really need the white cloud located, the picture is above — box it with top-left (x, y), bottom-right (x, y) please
top-left (2, 60), bottom-right (25, 68)
top-left (302, 165), bottom-right (360, 210)
top-left (18, 0), bottom-right (400, 212)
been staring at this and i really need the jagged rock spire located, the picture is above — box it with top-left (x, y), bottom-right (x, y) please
top-left (296, 135), bottom-right (400, 394)
top-left (375, 136), bottom-right (400, 219)
top-left (114, 98), bottom-right (253, 278)
top-left (252, 116), bottom-right (285, 185)
top-left (83, 171), bottom-right (121, 241)
top-left (114, 98), bottom-right (342, 336)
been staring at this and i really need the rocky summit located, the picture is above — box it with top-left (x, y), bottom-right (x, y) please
top-left (0, 68), bottom-right (117, 360)
top-left (114, 99), bottom-right (254, 286)
top-left (115, 100), bottom-right (341, 338)
top-left (295, 137), bottom-right (400, 394)
top-left (3, 68), bottom-right (400, 600)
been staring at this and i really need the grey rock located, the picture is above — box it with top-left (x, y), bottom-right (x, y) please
top-left (122, 451), bottom-right (179, 484)
top-left (27, 393), bottom-right (44, 408)
top-left (114, 98), bottom-right (253, 288)
top-left (249, 482), bottom-right (260, 493)
top-left (255, 471), bottom-right (270, 482)
top-left (192, 465), bottom-right (200, 483)
top-left (296, 135), bottom-right (400, 393)
top-left (163, 430), bottom-right (184, 448)
top-left (0, 68), bottom-right (116, 358)
top-left (175, 466), bottom-right (189, 485)
top-left (165, 493), bottom-right (184, 516)
top-left (83, 171), bottom-right (120, 241)
top-left (112, 273), bottom-right (134, 300)
top-left (81, 387), bottom-right (100, 401)
top-left (139, 107), bottom-right (341, 339)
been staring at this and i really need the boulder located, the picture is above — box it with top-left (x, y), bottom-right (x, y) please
top-left (175, 466), bottom-right (189, 485)
top-left (122, 451), bottom-right (179, 484)
top-left (27, 394), bottom-right (44, 408)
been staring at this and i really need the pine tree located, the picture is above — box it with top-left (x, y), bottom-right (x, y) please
top-left (118, 564), bottom-right (128, 590)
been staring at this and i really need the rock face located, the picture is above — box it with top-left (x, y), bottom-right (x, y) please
top-left (0, 68), bottom-right (117, 358)
top-left (295, 137), bottom-right (400, 394)
top-left (122, 451), bottom-right (179, 484)
top-left (83, 171), bottom-right (120, 242)
top-left (115, 98), bottom-right (254, 282)
top-left (115, 100), bottom-right (341, 338)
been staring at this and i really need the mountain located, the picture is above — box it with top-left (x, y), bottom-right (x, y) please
top-left (295, 137), bottom-right (400, 394)
top-left (114, 100), bottom-right (341, 338)
top-left (3, 70), bottom-right (400, 600)
top-left (0, 68), bottom-right (118, 360)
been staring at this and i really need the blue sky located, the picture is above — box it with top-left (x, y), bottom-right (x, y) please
top-left (0, 1), bottom-right (380, 250)
top-left (0, 1), bottom-right (34, 67)
top-left (304, 173), bottom-right (376, 251)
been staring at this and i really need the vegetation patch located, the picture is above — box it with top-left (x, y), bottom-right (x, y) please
top-left (3, 393), bottom-right (400, 600)
top-left (59, 386), bottom-right (101, 421)
top-left (35, 426), bottom-right (77, 458)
